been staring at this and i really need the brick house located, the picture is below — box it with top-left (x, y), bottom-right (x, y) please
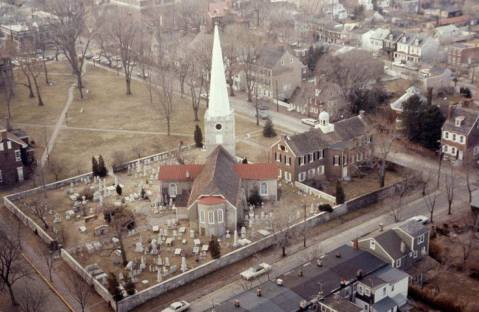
top-left (0, 124), bottom-right (35, 186)
top-left (447, 42), bottom-right (479, 68)
top-left (271, 111), bottom-right (373, 183)
top-left (441, 105), bottom-right (479, 164)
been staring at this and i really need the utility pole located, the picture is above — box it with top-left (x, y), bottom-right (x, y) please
top-left (303, 203), bottom-right (307, 248)
top-left (275, 80), bottom-right (279, 112)
top-left (255, 86), bottom-right (259, 126)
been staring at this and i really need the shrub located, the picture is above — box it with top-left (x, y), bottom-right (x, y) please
top-left (263, 118), bottom-right (277, 138)
top-left (318, 204), bottom-right (333, 213)
top-left (98, 155), bottom-right (108, 177)
top-left (124, 275), bottom-right (136, 296)
top-left (408, 286), bottom-right (463, 312)
top-left (335, 180), bottom-right (345, 204)
top-left (428, 240), bottom-right (443, 263)
top-left (248, 188), bottom-right (262, 207)
top-left (116, 184), bottom-right (122, 196)
top-left (209, 235), bottom-right (221, 259)
top-left (194, 125), bottom-right (203, 148)
top-left (78, 187), bottom-right (94, 201)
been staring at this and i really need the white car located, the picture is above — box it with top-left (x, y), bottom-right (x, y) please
top-left (407, 215), bottom-right (429, 225)
top-left (301, 118), bottom-right (319, 127)
top-left (161, 300), bottom-right (190, 312)
top-left (240, 263), bottom-right (272, 280)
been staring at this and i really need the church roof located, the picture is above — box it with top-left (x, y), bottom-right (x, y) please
top-left (188, 146), bottom-right (241, 206)
top-left (234, 163), bottom-right (278, 180)
top-left (206, 24), bottom-right (231, 119)
top-left (158, 164), bottom-right (203, 182)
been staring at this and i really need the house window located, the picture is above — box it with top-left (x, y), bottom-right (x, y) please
top-left (208, 211), bottom-right (215, 224)
top-left (452, 133), bottom-right (456, 141)
top-left (417, 234), bottom-right (425, 244)
top-left (444, 131), bottom-right (449, 139)
top-left (459, 136), bottom-right (464, 143)
top-left (370, 240), bottom-right (376, 250)
top-left (357, 285), bottom-right (363, 295)
top-left (200, 210), bottom-right (205, 223)
top-left (451, 147), bottom-right (456, 155)
top-left (383, 287), bottom-right (386, 295)
top-left (169, 183), bottom-right (177, 197)
top-left (7, 141), bottom-right (11, 149)
top-left (443, 145), bottom-right (448, 153)
top-left (260, 182), bottom-right (268, 196)
top-left (14, 150), bottom-right (21, 162)
top-left (395, 258), bottom-right (401, 268)
top-left (288, 157), bottom-right (292, 166)
top-left (364, 288), bottom-right (370, 296)
top-left (217, 209), bottom-right (224, 223)
top-left (318, 166), bottom-right (324, 175)
top-left (298, 172), bottom-right (306, 182)
top-left (333, 155), bottom-right (340, 166)
top-left (413, 250), bottom-right (418, 258)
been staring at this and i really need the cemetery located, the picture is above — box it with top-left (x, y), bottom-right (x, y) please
top-left (9, 149), bottom-right (324, 295)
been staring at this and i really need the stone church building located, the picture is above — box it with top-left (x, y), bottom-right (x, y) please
top-left (158, 25), bottom-right (278, 238)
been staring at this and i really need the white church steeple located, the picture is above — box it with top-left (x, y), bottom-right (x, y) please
top-left (204, 24), bottom-right (236, 157)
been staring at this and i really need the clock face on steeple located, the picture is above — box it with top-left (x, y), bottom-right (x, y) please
top-left (216, 124), bottom-right (222, 130)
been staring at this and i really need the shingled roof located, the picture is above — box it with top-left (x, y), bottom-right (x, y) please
top-left (188, 146), bottom-right (242, 206)
top-left (442, 106), bottom-right (479, 136)
top-left (284, 115), bottom-right (370, 155)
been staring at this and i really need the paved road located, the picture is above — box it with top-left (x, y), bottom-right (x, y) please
top-left (189, 150), bottom-right (478, 311)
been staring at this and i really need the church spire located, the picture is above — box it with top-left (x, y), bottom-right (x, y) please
top-left (207, 24), bottom-right (231, 118)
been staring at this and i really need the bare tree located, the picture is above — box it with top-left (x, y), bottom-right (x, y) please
top-left (373, 118), bottom-right (398, 188)
top-left (110, 207), bottom-right (133, 266)
top-left (445, 165), bottom-right (455, 215)
top-left (1, 70), bottom-right (15, 119)
top-left (18, 58), bottom-right (35, 99)
top-left (187, 62), bottom-right (205, 122)
top-left (67, 273), bottom-right (92, 312)
top-left (155, 74), bottom-right (175, 136)
top-left (17, 284), bottom-right (48, 312)
top-left (46, 155), bottom-right (66, 181)
top-left (48, 0), bottom-right (98, 99)
top-left (43, 249), bottom-right (55, 282)
top-left (459, 231), bottom-right (474, 268)
top-left (423, 185), bottom-right (438, 224)
top-left (0, 227), bottom-right (30, 306)
top-left (271, 209), bottom-right (296, 257)
top-left (464, 153), bottom-right (474, 204)
top-left (22, 199), bottom-right (50, 230)
top-left (105, 8), bottom-right (139, 95)
top-left (25, 58), bottom-right (45, 106)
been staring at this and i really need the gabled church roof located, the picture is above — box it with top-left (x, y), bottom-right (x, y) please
top-left (188, 146), bottom-right (241, 206)
top-left (206, 24), bottom-right (231, 118)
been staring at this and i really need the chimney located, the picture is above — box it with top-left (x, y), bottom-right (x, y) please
top-left (336, 252), bottom-right (341, 258)
top-left (379, 223), bottom-right (384, 232)
top-left (356, 269), bottom-right (363, 278)
top-left (352, 239), bottom-right (359, 250)
top-left (234, 299), bottom-right (240, 308)
top-left (256, 287), bottom-right (262, 297)
top-left (186, 171), bottom-right (191, 179)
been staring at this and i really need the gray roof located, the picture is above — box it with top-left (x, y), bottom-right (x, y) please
top-left (213, 281), bottom-right (305, 312)
top-left (397, 219), bottom-right (427, 237)
top-left (374, 266), bottom-right (409, 284)
top-left (256, 47), bottom-right (286, 69)
top-left (320, 296), bottom-right (362, 312)
top-left (285, 115), bottom-right (370, 155)
top-left (188, 146), bottom-right (241, 206)
top-left (442, 106), bottom-right (479, 136)
top-left (373, 296), bottom-right (397, 311)
top-left (281, 245), bottom-right (387, 300)
top-left (374, 230), bottom-right (410, 260)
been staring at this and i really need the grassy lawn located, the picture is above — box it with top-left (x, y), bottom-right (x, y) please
top-left (0, 61), bottom-right (74, 125)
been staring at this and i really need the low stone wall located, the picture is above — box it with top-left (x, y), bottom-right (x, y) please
top-left (61, 249), bottom-right (114, 309)
top-left (294, 181), bottom-right (336, 203)
top-left (3, 196), bottom-right (55, 244)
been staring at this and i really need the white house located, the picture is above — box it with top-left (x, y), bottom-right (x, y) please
top-left (434, 25), bottom-right (475, 44)
top-left (394, 34), bottom-right (441, 65)
top-left (322, 0), bottom-right (348, 20)
top-left (361, 28), bottom-right (390, 52)
top-left (418, 66), bottom-right (453, 92)
top-left (354, 267), bottom-right (409, 312)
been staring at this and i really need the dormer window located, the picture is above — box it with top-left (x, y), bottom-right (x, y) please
top-left (455, 116), bottom-right (464, 127)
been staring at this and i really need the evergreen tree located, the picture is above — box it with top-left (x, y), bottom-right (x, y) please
top-left (248, 187), bottom-right (262, 207)
top-left (209, 235), bottom-right (221, 259)
top-left (107, 272), bottom-right (123, 302)
top-left (116, 184), bottom-right (122, 196)
top-left (194, 125), bottom-right (203, 148)
top-left (401, 95), bottom-right (445, 150)
top-left (242, 157), bottom-right (248, 164)
top-left (124, 275), bottom-right (136, 296)
top-left (335, 180), bottom-right (346, 204)
top-left (263, 118), bottom-right (277, 138)
top-left (92, 156), bottom-right (99, 176)
top-left (98, 155), bottom-right (108, 177)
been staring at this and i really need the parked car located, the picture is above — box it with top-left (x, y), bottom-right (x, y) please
top-left (136, 71), bottom-right (149, 79)
top-left (301, 118), bottom-right (319, 127)
top-left (161, 300), bottom-right (190, 312)
top-left (240, 263), bottom-right (272, 280)
top-left (407, 215), bottom-right (429, 225)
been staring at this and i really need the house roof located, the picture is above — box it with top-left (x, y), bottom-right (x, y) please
top-left (234, 163), bottom-right (278, 180)
top-left (284, 115), bottom-right (370, 155)
top-left (397, 219), bottom-right (428, 237)
top-left (188, 145), bottom-right (242, 206)
top-left (374, 266), bottom-right (409, 284)
top-left (256, 47), bottom-right (286, 69)
top-left (374, 230), bottom-right (410, 260)
top-left (320, 296), bottom-right (362, 312)
top-left (158, 164), bottom-right (203, 182)
top-left (360, 275), bottom-right (387, 289)
top-left (442, 106), bottom-right (479, 135)
top-left (197, 195), bottom-right (225, 205)
top-left (437, 15), bottom-right (471, 26)
top-left (372, 296), bottom-right (397, 311)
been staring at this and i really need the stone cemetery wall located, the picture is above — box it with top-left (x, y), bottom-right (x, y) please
top-left (294, 181), bottom-right (337, 203)
top-left (116, 176), bottom-right (412, 312)
top-left (60, 249), bottom-right (115, 309)
top-left (3, 196), bottom-right (55, 244)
